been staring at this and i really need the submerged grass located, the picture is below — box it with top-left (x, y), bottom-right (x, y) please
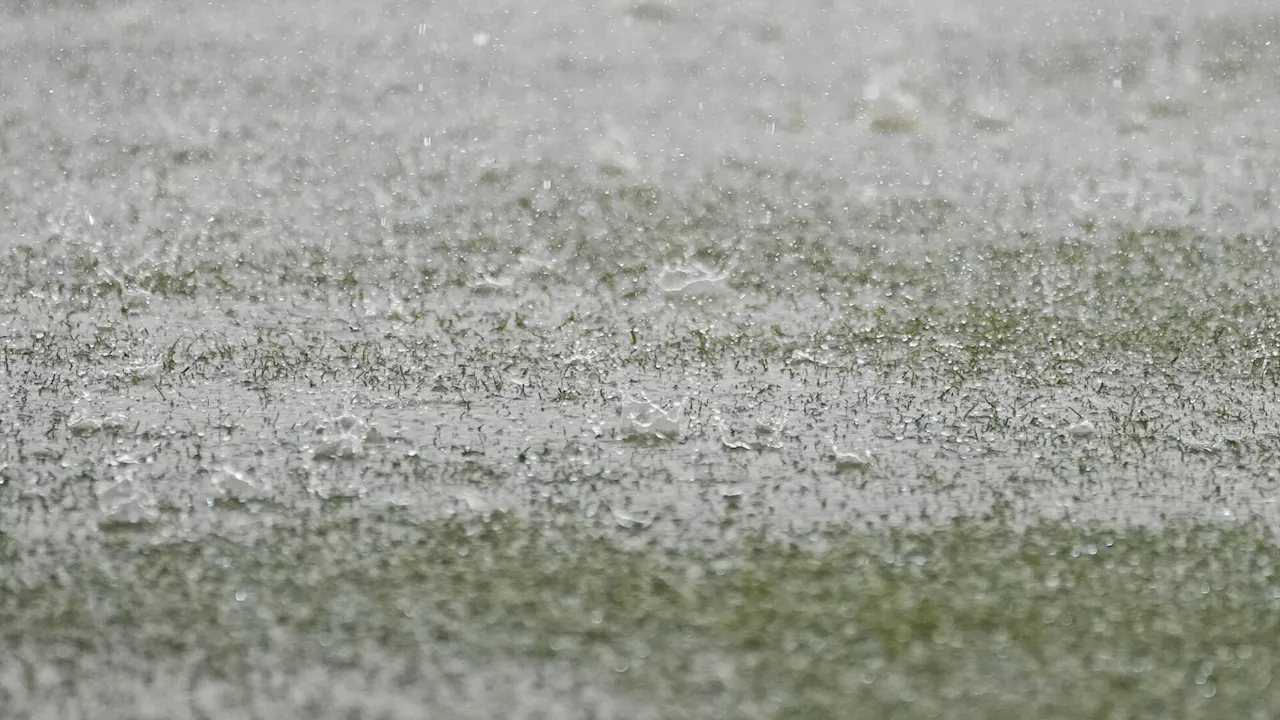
top-left (5, 1), bottom-right (1280, 716)
top-left (3, 511), bottom-right (1279, 718)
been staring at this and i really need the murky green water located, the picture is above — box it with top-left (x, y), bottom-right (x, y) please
top-left (3, 0), bottom-right (1280, 716)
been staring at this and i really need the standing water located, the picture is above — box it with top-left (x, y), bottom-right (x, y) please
top-left (3, 0), bottom-right (1280, 716)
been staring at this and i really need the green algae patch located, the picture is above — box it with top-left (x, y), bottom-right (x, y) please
top-left (3, 513), bottom-right (1278, 718)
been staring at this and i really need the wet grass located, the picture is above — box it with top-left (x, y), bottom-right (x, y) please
top-left (6, 0), bottom-right (1280, 716)
top-left (3, 511), bottom-right (1279, 718)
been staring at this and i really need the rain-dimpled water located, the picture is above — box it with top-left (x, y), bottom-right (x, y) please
top-left (3, 0), bottom-right (1280, 717)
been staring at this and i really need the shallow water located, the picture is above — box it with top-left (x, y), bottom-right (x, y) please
top-left (4, 0), bottom-right (1280, 716)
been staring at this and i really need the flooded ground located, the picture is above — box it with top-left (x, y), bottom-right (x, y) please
top-left (3, 0), bottom-right (1280, 717)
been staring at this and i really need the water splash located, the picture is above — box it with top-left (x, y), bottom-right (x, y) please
top-left (619, 394), bottom-right (684, 442)
top-left (96, 470), bottom-right (158, 525)
top-left (310, 414), bottom-right (386, 461)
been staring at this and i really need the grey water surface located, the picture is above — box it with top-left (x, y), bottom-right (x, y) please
top-left (4, 0), bottom-right (1280, 717)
